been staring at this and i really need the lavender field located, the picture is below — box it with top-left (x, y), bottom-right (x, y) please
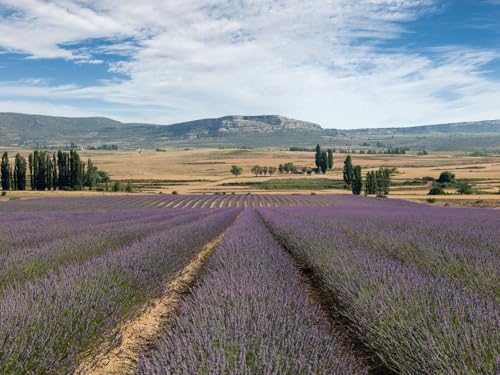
top-left (0, 195), bottom-right (497, 374)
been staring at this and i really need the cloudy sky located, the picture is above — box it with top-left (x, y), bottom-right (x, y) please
top-left (0, 0), bottom-right (499, 128)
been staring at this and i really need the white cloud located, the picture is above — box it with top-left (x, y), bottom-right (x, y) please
top-left (0, 0), bottom-right (499, 128)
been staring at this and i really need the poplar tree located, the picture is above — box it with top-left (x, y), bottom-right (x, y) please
top-left (327, 149), bottom-right (334, 170)
top-left (1, 152), bottom-right (11, 190)
top-left (364, 171), bottom-right (376, 195)
top-left (320, 151), bottom-right (328, 173)
top-left (352, 165), bottom-right (362, 195)
top-left (14, 154), bottom-right (27, 190)
top-left (86, 159), bottom-right (99, 190)
top-left (382, 168), bottom-right (391, 195)
top-left (315, 144), bottom-right (321, 169)
top-left (343, 155), bottom-right (354, 187)
top-left (46, 153), bottom-right (53, 190)
top-left (28, 153), bottom-right (34, 190)
top-left (52, 153), bottom-right (58, 190)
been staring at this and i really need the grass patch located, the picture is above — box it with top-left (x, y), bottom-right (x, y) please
top-left (221, 178), bottom-right (345, 190)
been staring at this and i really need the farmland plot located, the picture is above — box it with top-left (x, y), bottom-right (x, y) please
top-left (0, 205), bottom-right (239, 374)
top-left (137, 209), bottom-right (367, 374)
top-left (259, 201), bottom-right (499, 374)
top-left (0, 195), bottom-right (497, 374)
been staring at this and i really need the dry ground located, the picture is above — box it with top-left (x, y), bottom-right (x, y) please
top-left (1, 147), bottom-right (499, 207)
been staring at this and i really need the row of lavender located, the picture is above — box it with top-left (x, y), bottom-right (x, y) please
top-left (137, 209), bottom-right (367, 374)
top-left (0, 209), bottom-right (212, 288)
top-left (0, 205), bottom-right (239, 374)
top-left (259, 199), bottom-right (499, 374)
top-left (0, 193), bottom-right (336, 212)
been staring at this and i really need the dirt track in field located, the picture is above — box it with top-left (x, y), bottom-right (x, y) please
top-left (75, 229), bottom-right (230, 375)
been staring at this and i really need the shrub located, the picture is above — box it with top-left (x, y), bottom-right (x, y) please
top-left (111, 181), bottom-right (122, 192)
top-left (230, 165), bottom-right (242, 176)
top-left (172, 191), bottom-right (178, 195)
top-left (457, 182), bottom-right (474, 195)
top-left (428, 186), bottom-right (445, 195)
top-left (1, 191), bottom-right (6, 196)
top-left (437, 171), bottom-right (455, 183)
top-left (426, 198), bottom-right (436, 203)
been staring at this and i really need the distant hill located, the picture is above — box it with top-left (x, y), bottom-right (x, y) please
top-left (0, 112), bottom-right (499, 151)
top-left (350, 120), bottom-right (500, 135)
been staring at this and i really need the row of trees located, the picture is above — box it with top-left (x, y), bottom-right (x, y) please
top-left (342, 155), bottom-right (391, 196)
top-left (2, 153), bottom-right (28, 190)
top-left (314, 145), bottom-right (334, 174)
top-left (229, 163), bottom-right (304, 177)
top-left (1, 150), bottom-right (109, 191)
top-left (251, 165), bottom-right (278, 176)
top-left (278, 162), bottom-right (296, 174)
top-left (364, 169), bottom-right (391, 196)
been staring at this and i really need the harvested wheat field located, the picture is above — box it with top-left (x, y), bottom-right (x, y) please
top-left (3, 148), bottom-right (499, 205)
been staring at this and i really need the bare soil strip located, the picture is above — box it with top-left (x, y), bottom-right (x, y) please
top-left (75, 229), bottom-right (230, 375)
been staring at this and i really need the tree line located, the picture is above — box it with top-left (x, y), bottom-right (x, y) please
top-left (251, 165), bottom-right (278, 176)
top-left (314, 145), bottom-right (334, 174)
top-left (342, 155), bottom-right (391, 196)
top-left (1, 150), bottom-right (109, 191)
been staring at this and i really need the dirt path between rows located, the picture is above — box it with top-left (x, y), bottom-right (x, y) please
top-left (75, 229), bottom-right (230, 375)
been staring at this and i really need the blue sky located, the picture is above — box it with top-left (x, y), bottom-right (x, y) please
top-left (0, 0), bottom-right (499, 128)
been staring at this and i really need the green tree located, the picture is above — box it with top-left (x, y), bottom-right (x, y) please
top-left (375, 169), bottom-right (385, 197)
top-left (364, 171), bottom-right (376, 195)
top-left (125, 182), bottom-right (133, 193)
top-left (283, 162), bottom-right (295, 174)
top-left (86, 159), bottom-right (99, 190)
top-left (52, 153), bottom-right (58, 190)
top-left (343, 155), bottom-right (354, 187)
top-left (278, 164), bottom-right (284, 174)
top-left (31, 150), bottom-right (50, 190)
top-left (268, 166), bottom-right (277, 176)
top-left (69, 150), bottom-right (83, 190)
top-left (97, 170), bottom-right (110, 184)
top-left (437, 171), bottom-right (455, 183)
top-left (230, 165), bottom-right (243, 176)
top-left (28, 154), bottom-right (34, 190)
top-left (14, 154), bottom-right (27, 190)
top-left (315, 144), bottom-right (321, 169)
top-left (457, 182), bottom-right (474, 195)
top-left (320, 151), bottom-right (328, 173)
top-left (1, 152), bottom-right (11, 191)
top-left (46, 153), bottom-right (53, 190)
top-left (352, 165), bottom-right (362, 195)
top-left (112, 181), bottom-right (122, 192)
top-left (327, 149), bottom-right (334, 170)
top-left (382, 168), bottom-right (391, 195)
top-left (373, 168), bottom-right (391, 197)
top-left (251, 165), bottom-right (261, 176)
top-left (57, 150), bottom-right (67, 189)
top-left (428, 186), bottom-right (445, 195)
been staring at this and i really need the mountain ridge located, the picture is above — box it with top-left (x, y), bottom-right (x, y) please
top-left (1, 112), bottom-right (499, 151)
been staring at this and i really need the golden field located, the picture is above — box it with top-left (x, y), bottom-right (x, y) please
top-left (1, 147), bottom-right (499, 207)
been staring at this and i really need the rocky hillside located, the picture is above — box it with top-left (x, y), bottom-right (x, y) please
top-left (0, 112), bottom-right (499, 151)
